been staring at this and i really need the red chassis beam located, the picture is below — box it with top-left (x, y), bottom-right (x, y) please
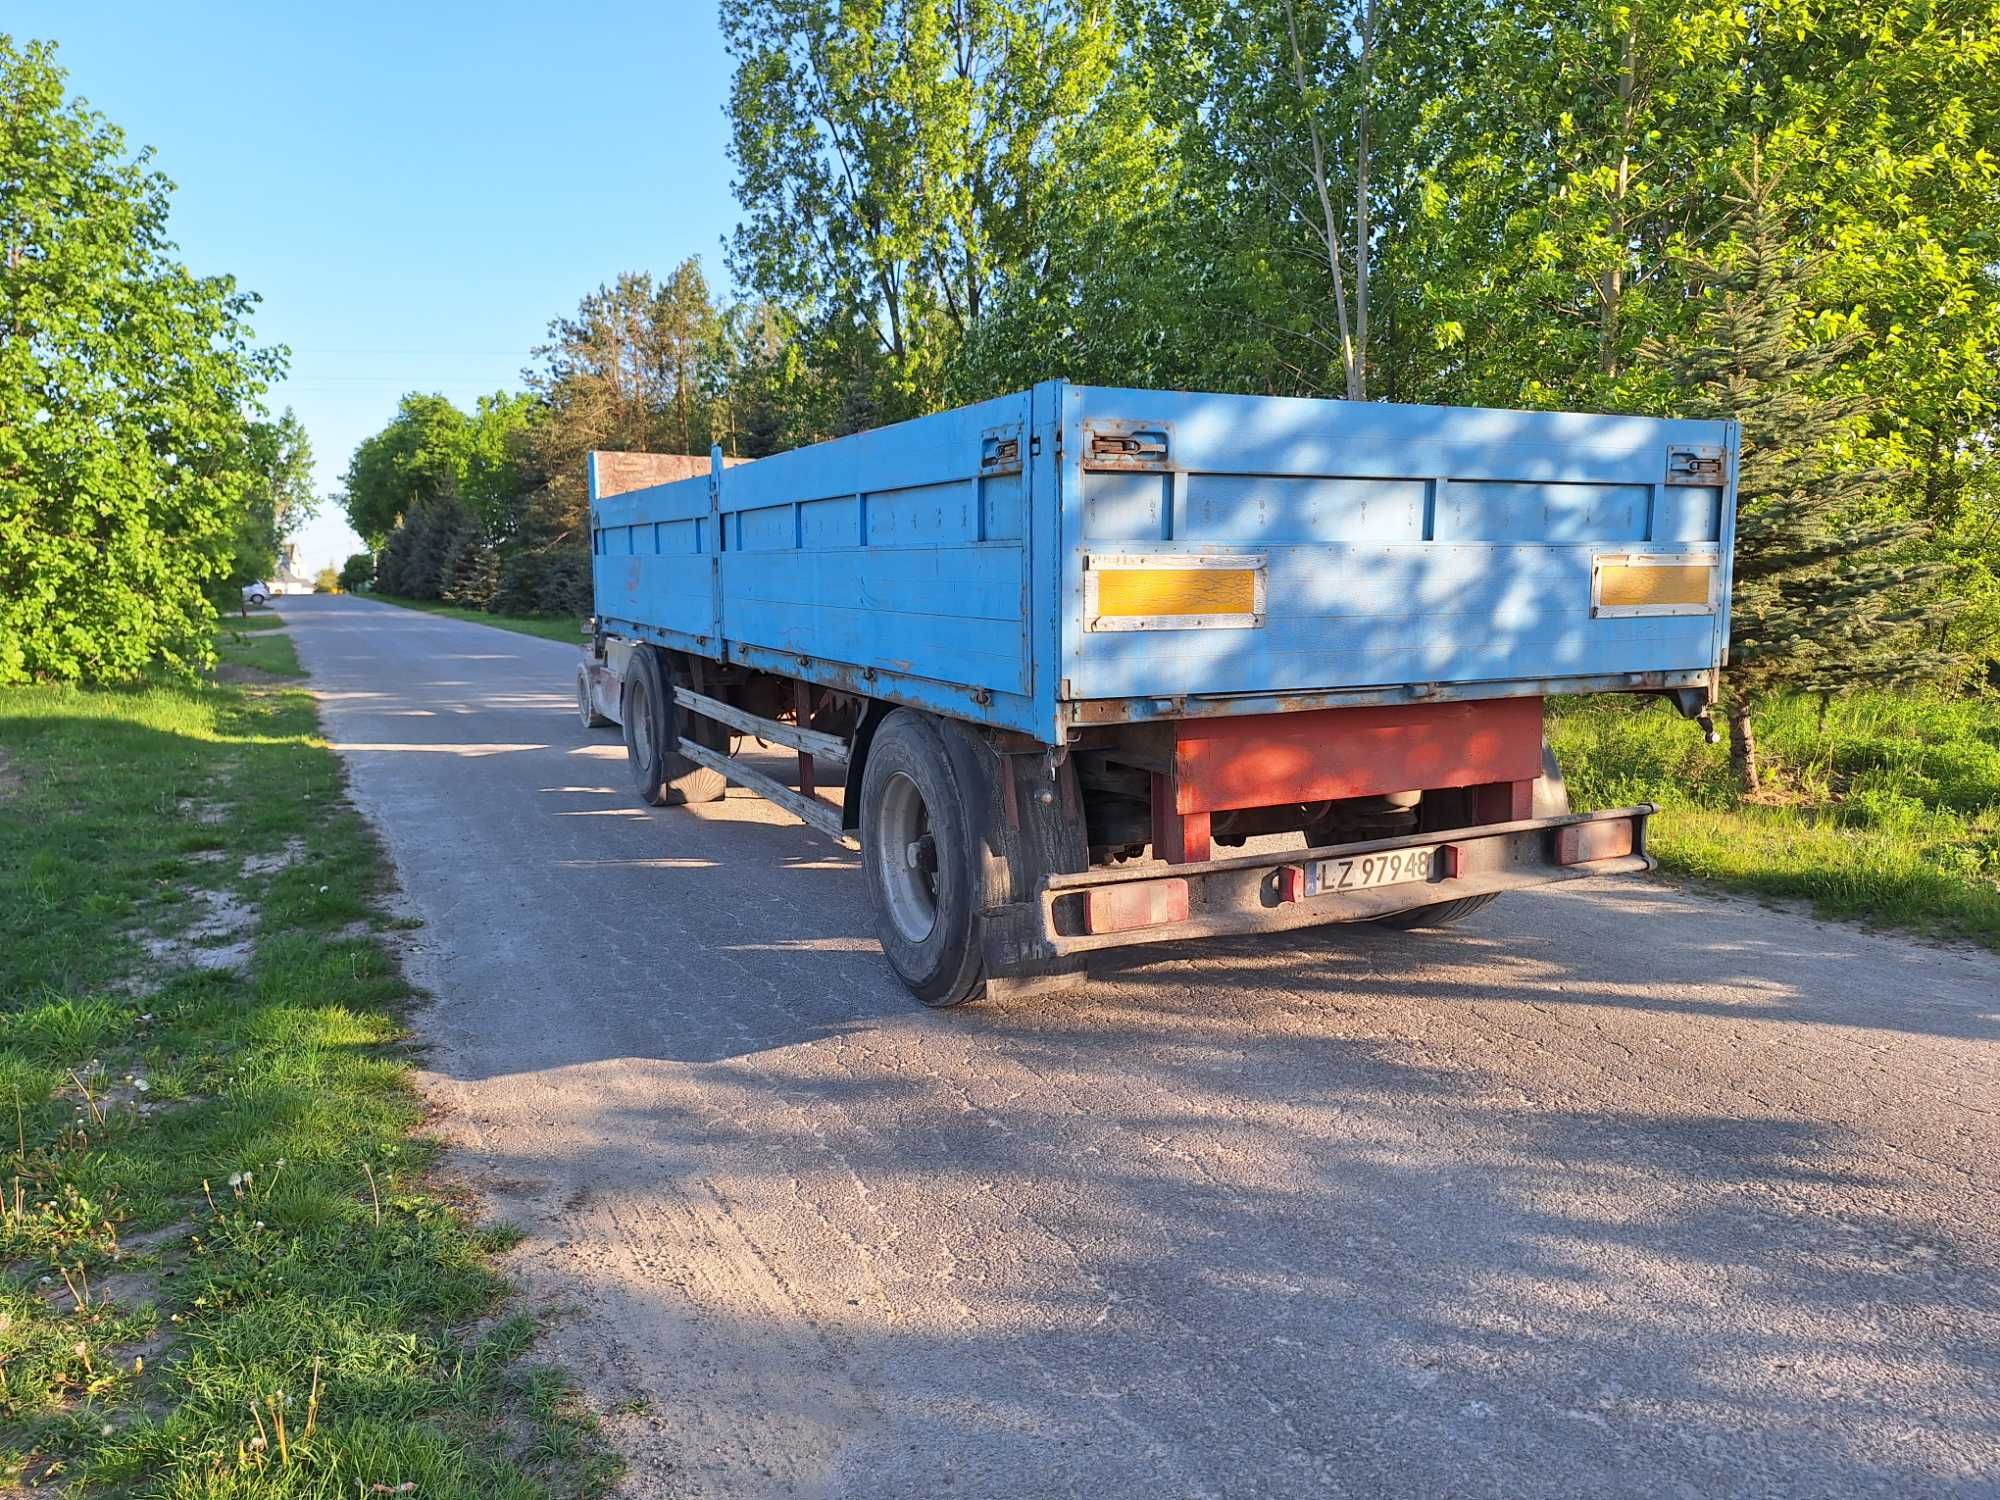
top-left (1008, 806), bottom-right (1653, 960)
top-left (1149, 698), bottom-right (1547, 862)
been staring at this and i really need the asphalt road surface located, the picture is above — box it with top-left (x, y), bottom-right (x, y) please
top-left (283, 594), bottom-right (1998, 1500)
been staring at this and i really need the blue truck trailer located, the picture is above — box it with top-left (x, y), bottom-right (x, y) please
top-left (578, 381), bottom-right (1737, 1006)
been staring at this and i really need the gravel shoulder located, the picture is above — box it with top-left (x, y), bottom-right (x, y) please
top-left (286, 593), bottom-right (2000, 1500)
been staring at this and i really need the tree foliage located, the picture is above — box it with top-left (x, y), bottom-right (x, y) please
top-left (1652, 158), bottom-right (1961, 784)
top-left (225, 409), bottom-right (316, 595)
top-left (338, 552), bottom-right (375, 594)
top-left (343, 0), bottom-right (2000, 704)
top-left (354, 260), bottom-right (765, 618)
top-left (723, 0), bottom-right (1143, 421)
top-left (0, 36), bottom-right (280, 684)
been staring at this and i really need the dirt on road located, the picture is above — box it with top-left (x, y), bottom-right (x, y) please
top-left (285, 594), bottom-right (2000, 1500)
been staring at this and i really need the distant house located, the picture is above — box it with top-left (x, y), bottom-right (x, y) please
top-left (270, 543), bottom-right (316, 595)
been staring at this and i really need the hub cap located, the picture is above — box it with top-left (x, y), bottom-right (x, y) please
top-left (875, 771), bottom-right (938, 943)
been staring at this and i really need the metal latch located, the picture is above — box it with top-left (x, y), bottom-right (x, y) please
top-left (1090, 430), bottom-right (1167, 461)
top-left (1666, 444), bottom-right (1725, 485)
top-left (980, 427), bottom-right (1024, 474)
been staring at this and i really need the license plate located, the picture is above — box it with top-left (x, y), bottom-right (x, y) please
top-left (1309, 843), bottom-right (1440, 896)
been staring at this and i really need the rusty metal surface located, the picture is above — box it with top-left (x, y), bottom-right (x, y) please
top-left (673, 735), bottom-right (853, 846)
top-left (588, 449), bottom-right (745, 500)
top-left (676, 685), bottom-right (849, 764)
top-left (1028, 808), bottom-right (1654, 959)
top-left (1017, 808), bottom-right (1656, 960)
top-left (1044, 806), bottom-right (1654, 890)
top-left (1169, 698), bottom-right (1545, 815)
top-left (1084, 877), bottom-right (1191, 936)
top-left (1061, 669), bottom-right (1716, 729)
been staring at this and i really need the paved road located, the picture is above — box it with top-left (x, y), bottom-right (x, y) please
top-left (283, 594), bottom-right (1999, 1500)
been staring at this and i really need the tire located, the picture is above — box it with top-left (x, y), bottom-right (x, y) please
top-left (1369, 892), bottom-right (1499, 930)
top-left (859, 710), bottom-right (985, 1007)
top-left (576, 664), bottom-right (612, 729)
top-left (622, 649), bottom-right (727, 806)
top-left (1370, 738), bottom-right (1566, 931)
top-left (1532, 738), bottom-right (1570, 817)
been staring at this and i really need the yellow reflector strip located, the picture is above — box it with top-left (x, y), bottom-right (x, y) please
top-left (1096, 568), bottom-right (1257, 618)
top-left (1599, 563), bottom-right (1713, 608)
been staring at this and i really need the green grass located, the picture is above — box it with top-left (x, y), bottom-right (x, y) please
top-left (226, 611), bottom-right (289, 633)
top-left (1550, 690), bottom-right (2000, 947)
top-left (212, 617), bottom-right (308, 680)
top-left (0, 630), bottom-right (615, 1496)
top-left (371, 597), bottom-right (586, 646)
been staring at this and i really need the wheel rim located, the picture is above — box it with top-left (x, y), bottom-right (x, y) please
top-left (577, 675), bottom-right (592, 724)
top-left (633, 680), bottom-right (655, 764)
top-left (874, 771), bottom-right (938, 943)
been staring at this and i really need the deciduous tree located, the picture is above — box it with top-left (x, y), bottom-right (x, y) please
top-left (722, 0), bottom-right (1137, 423)
top-left (226, 409), bottom-right (316, 595)
top-left (0, 36), bottom-right (279, 683)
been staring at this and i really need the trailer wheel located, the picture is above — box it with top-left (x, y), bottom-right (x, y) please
top-left (575, 664), bottom-right (611, 729)
top-left (1369, 893), bottom-right (1499, 930)
top-left (859, 710), bottom-right (985, 1007)
top-left (1371, 741), bottom-right (1566, 931)
top-left (623, 648), bottom-right (727, 807)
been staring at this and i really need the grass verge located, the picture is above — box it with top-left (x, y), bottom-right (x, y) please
top-left (1550, 689), bottom-right (2000, 948)
top-left (0, 623), bottom-right (615, 1496)
top-left (212, 614), bottom-right (308, 681)
top-left (369, 597), bottom-right (585, 646)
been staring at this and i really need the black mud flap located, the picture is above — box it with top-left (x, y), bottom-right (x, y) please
top-left (937, 721), bottom-right (1090, 995)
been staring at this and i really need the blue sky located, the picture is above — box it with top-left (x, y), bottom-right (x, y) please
top-left (15, 1), bottom-right (742, 571)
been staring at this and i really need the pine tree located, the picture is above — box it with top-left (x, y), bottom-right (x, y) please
top-left (439, 527), bottom-right (496, 609)
top-left (1650, 154), bottom-right (1959, 790)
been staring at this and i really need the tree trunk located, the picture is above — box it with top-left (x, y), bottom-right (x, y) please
top-left (1282, 0), bottom-right (1358, 398)
top-left (1599, 21), bottom-right (1637, 377)
top-left (1729, 700), bottom-right (1760, 793)
top-left (1350, 0), bottom-right (1375, 401)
